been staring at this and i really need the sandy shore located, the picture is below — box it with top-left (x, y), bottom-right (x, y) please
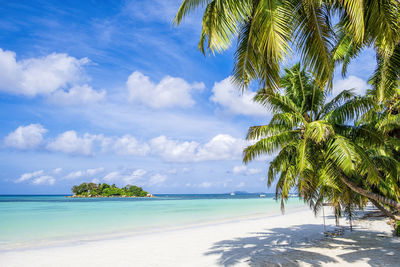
top-left (0, 206), bottom-right (399, 267)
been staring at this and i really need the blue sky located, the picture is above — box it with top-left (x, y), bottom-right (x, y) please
top-left (0, 0), bottom-right (376, 194)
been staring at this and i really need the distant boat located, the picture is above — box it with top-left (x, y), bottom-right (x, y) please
top-left (290, 193), bottom-right (298, 197)
top-left (259, 194), bottom-right (266, 197)
top-left (230, 192), bottom-right (235, 196)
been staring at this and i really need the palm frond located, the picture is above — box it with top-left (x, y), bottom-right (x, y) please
top-left (243, 130), bottom-right (300, 163)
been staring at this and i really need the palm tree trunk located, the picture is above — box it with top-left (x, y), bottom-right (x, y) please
top-left (339, 173), bottom-right (400, 211)
top-left (369, 199), bottom-right (400, 221)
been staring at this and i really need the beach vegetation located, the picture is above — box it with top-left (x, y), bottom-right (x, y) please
top-left (174, 0), bottom-right (400, 92)
top-left (242, 64), bottom-right (400, 219)
top-left (174, 1), bottom-right (400, 221)
top-left (396, 221), bottom-right (400, 236)
top-left (71, 182), bottom-right (149, 197)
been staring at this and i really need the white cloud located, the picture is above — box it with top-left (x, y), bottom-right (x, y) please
top-left (150, 135), bottom-right (199, 162)
top-left (150, 134), bottom-right (246, 162)
top-left (53, 168), bottom-right (63, 174)
top-left (103, 171), bottom-right (120, 182)
top-left (132, 169), bottom-right (147, 177)
top-left (196, 134), bottom-right (246, 161)
top-left (232, 165), bottom-right (247, 175)
top-left (32, 175), bottom-right (55, 185)
top-left (46, 131), bottom-right (97, 156)
top-left (127, 71), bottom-right (204, 108)
top-left (4, 125), bottom-right (247, 163)
top-left (86, 167), bottom-right (105, 176)
top-left (15, 170), bottom-right (55, 185)
top-left (65, 170), bottom-right (84, 179)
top-left (15, 170), bottom-right (44, 183)
top-left (48, 84), bottom-right (106, 105)
top-left (233, 165), bottom-right (262, 176)
top-left (65, 167), bottom-right (105, 179)
top-left (148, 173), bottom-right (167, 185)
top-left (124, 169), bottom-right (147, 184)
top-left (0, 48), bottom-right (88, 96)
top-left (103, 169), bottom-right (147, 185)
top-left (4, 124), bottom-right (47, 149)
top-left (112, 135), bottom-right (150, 156)
top-left (210, 76), bottom-right (265, 116)
top-left (332, 76), bottom-right (369, 98)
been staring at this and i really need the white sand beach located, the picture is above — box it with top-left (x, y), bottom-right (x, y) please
top-left (0, 206), bottom-right (399, 267)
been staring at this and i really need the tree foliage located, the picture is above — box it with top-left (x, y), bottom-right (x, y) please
top-left (71, 183), bottom-right (149, 197)
top-left (243, 64), bottom-right (400, 219)
top-left (174, 0), bottom-right (400, 91)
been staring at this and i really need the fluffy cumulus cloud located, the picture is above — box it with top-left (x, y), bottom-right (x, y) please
top-left (127, 71), bottom-right (204, 108)
top-left (48, 84), bottom-right (106, 105)
top-left (31, 175), bottom-right (55, 185)
top-left (15, 170), bottom-right (44, 183)
top-left (332, 76), bottom-right (369, 98)
top-left (210, 76), bottom-right (266, 116)
top-left (196, 134), bottom-right (246, 161)
top-left (149, 135), bottom-right (199, 162)
top-left (46, 131), bottom-right (98, 156)
top-left (232, 165), bottom-right (262, 176)
top-left (15, 170), bottom-right (55, 185)
top-left (149, 134), bottom-right (246, 162)
top-left (65, 170), bottom-right (85, 179)
top-left (111, 135), bottom-right (150, 156)
top-left (3, 126), bottom-right (247, 163)
top-left (4, 124), bottom-right (47, 149)
top-left (0, 48), bottom-right (89, 96)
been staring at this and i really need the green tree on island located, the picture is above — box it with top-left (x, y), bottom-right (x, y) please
top-left (72, 183), bottom-right (149, 197)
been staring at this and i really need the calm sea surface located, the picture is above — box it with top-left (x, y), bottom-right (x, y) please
top-left (0, 194), bottom-right (305, 249)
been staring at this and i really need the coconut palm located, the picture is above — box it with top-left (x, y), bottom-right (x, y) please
top-left (174, 0), bottom-right (400, 90)
top-left (333, 1), bottom-right (400, 102)
top-left (243, 64), bottom-right (400, 218)
top-left (354, 85), bottom-right (400, 219)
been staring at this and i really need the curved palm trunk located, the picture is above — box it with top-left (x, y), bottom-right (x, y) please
top-left (369, 199), bottom-right (400, 221)
top-left (339, 173), bottom-right (400, 212)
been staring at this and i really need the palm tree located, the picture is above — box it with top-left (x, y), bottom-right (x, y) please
top-left (334, 1), bottom-right (400, 102)
top-left (354, 85), bottom-right (400, 219)
top-left (174, 0), bottom-right (400, 90)
top-left (243, 64), bottom-right (400, 218)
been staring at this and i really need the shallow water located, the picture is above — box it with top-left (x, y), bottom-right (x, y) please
top-left (0, 194), bottom-right (304, 249)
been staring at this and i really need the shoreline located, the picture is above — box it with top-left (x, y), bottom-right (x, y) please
top-left (0, 205), bottom-right (309, 252)
top-left (1, 206), bottom-right (399, 266)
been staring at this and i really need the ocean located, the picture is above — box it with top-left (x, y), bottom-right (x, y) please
top-left (0, 194), bottom-right (305, 250)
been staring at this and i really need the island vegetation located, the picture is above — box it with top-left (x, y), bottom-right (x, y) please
top-left (71, 182), bottom-right (152, 197)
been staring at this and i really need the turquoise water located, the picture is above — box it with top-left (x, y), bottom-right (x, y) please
top-left (0, 194), bottom-right (305, 249)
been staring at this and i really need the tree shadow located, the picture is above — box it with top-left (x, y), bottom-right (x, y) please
top-left (205, 223), bottom-right (400, 266)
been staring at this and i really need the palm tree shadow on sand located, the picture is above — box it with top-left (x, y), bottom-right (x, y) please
top-left (204, 224), bottom-right (400, 266)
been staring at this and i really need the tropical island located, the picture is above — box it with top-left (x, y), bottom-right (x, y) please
top-left (70, 182), bottom-right (152, 198)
